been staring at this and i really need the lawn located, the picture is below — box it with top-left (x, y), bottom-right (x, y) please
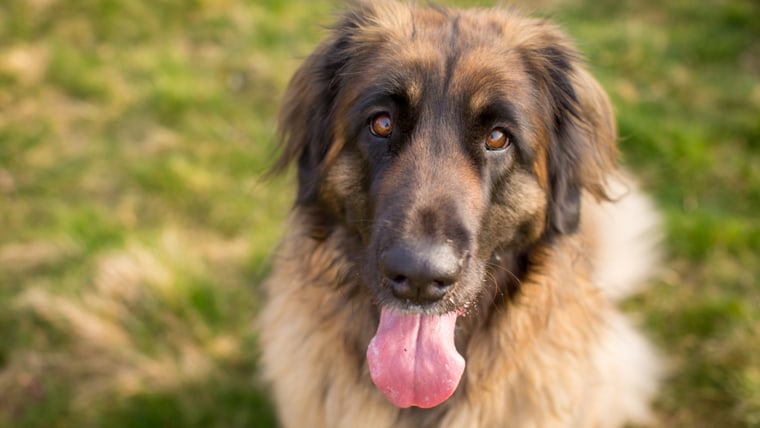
top-left (0, 0), bottom-right (758, 426)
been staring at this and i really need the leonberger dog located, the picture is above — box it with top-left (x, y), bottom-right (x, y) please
top-left (259, 1), bottom-right (663, 427)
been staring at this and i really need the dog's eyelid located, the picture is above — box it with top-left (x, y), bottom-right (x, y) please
top-left (475, 100), bottom-right (525, 133)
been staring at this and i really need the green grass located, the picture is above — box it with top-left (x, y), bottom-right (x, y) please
top-left (0, 0), bottom-right (758, 426)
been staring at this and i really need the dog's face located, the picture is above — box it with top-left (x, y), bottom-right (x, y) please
top-left (276, 1), bottom-right (616, 314)
top-left (274, 1), bottom-right (618, 408)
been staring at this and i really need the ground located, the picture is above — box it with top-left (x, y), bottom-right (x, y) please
top-left (0, 0), bottom-right (758, 426)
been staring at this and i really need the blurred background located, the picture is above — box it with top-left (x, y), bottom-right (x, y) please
top-left (0, 0), bottom-right (758, 426)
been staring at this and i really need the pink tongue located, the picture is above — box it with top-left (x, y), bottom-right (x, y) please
top-left (366, 308), bottom-right (464, 408)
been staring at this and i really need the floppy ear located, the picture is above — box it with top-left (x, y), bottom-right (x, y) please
top-left (525, 40), bottom-right (618, 236)
top-left (270, 11), bottom-right (367, 204)
top-left (270, 36), bottom-right (348, 204)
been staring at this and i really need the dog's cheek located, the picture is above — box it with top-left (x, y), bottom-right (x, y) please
top-left (477, 169), bottom-right (547, 258)
top-left (320, 151), bottom-right (373, 240)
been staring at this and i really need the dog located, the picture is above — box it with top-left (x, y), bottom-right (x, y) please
top-left (259, 1), bottom-right (662, 427)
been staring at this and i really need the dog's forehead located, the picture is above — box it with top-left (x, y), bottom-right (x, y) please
top-left (349, 5), bottom-right (536, 108)
top-left (362, 2), bottom-right (527, 43)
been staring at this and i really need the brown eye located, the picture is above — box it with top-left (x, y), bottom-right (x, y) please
top-left (370, 113), bottom-right (393, 138)
top-left (485, 128), bottom-right (510, 151)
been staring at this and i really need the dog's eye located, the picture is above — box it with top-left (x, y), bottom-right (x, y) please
top-left (370, 113), bottom-right (393, 138)
top-left (485, 128), bottom-right (511, 151)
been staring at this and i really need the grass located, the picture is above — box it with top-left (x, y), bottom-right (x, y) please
top-left (0, 0), bottom-right (758, 426)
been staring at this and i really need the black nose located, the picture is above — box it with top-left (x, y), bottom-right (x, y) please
top-left (380, 243), bottom-right (463, 304)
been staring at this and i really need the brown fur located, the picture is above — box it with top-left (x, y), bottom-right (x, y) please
top-left (260, 2), bottom-right (662, 427)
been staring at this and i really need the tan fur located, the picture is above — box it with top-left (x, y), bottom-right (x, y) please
top-left (260, 2), bottom-right (662, 427)
top-left (260, 191), bottom-right (662, 427)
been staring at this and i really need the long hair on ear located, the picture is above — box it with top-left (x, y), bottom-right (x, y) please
top-left (521, 28), bottom-right (619, 236)
top-left (269, 6), bottom-right (375, 205)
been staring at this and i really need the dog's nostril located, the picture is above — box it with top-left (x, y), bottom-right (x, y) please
top-left (380, 243), bottom-right (463, 304)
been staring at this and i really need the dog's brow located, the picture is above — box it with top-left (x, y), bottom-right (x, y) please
top-left (377, 69), bottom-right (424, 107)
top-left (464, 72), bottom-right (510, 114)
top-left (474, 96), bottom-right (522, 126)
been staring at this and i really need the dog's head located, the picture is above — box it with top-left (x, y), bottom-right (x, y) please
top-left (273, 0), bottom-right (618, 408)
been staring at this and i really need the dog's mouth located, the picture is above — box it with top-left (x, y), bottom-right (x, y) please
top-left (363, 200), bottom-right (484, 408)
top-left (365, 244), bottom-right (480, 409)
top-left (366, 307), bottom-right (465, 409)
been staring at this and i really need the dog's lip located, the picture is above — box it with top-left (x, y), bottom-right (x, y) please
top-left (375, 291), bottom-right (467, 316)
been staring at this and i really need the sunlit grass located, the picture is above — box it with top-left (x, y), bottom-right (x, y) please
top-left (0, 0), bottom-right (758, 426)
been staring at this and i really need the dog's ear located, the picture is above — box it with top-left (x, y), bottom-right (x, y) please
top-left (270, 9), bottom-right (370, 204)
top-left (523, 35), bottom-right (618, 236)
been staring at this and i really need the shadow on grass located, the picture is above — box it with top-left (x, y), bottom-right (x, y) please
top-left (99, 378), bottom-right (276, 428)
